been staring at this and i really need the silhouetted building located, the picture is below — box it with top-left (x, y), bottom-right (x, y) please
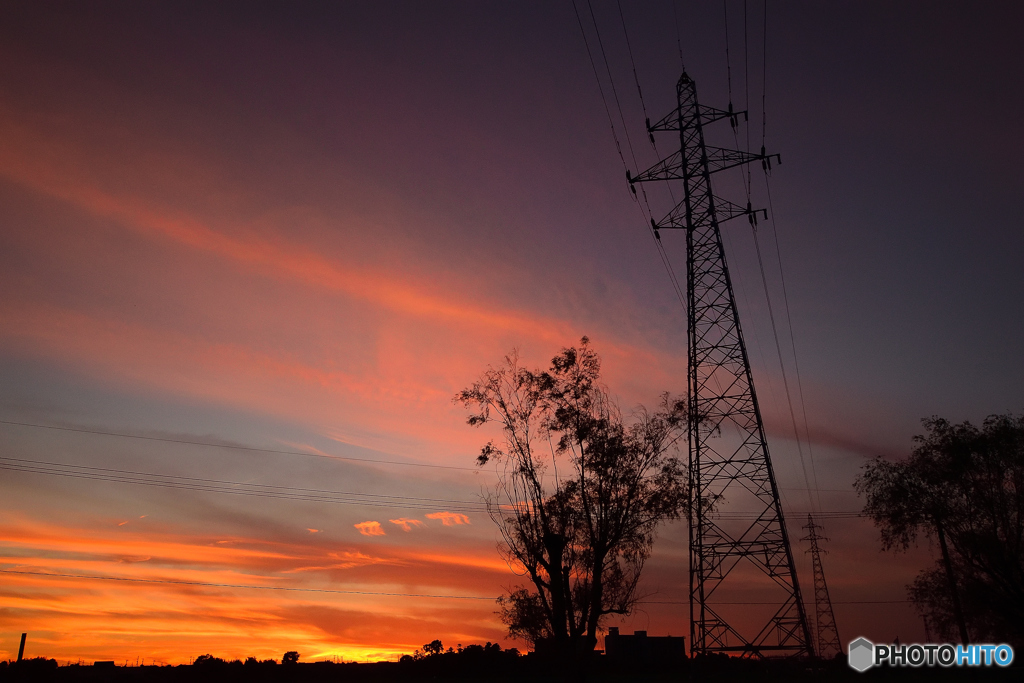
top-left (604, 628), bottom-right (686, 665)
top-left (532, 637), bottom-right (599, 660)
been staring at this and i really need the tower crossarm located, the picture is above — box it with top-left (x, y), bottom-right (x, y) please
top-left (653, 195), bottom-right (768, 232)
top-left (627, 146), bottom-right (779, 185)
top-left (704, 146), bottom-right (780, 175)
top-left (647, 103), bottom-right (746, 133)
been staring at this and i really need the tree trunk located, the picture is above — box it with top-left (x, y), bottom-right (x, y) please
top-left (936, 521), bottom-right (970, 645)
top-left (544, 533), bottom-right (570, 641)
top-left (585, 553), bottom-right (605, 647)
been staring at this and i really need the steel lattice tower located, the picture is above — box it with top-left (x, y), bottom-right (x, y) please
top-left (802, 515), bottom-right (842, 658)
top-left (628, 72), bottom-right (812, 658)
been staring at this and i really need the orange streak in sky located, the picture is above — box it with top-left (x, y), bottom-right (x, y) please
top-left (0, 106), bottom-right (686, 385)
top-left (0, 111), bottom-right (571, 344)
top-left (0, 513), bottom-right (511, 663)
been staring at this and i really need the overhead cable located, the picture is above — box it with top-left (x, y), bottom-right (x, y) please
top-left (0, 456), bottom-right (486, 513)
top-left (0, 419), bottom-right (477, 472)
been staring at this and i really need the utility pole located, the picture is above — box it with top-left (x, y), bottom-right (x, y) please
top-left (17, 633), bottom-right (26, 662)
top-left (802, 514), bottom-right (842, 658)
top-left (628, 72), bottom-right (812, 658)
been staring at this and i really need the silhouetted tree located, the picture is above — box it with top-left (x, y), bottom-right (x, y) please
top-left (457, 338), bottom-right (687, 657)
top-left (244, 656), bottom-right (276, 666)
top-left (856, 414), bottom-right (1024, 647)
top-left (423, 639), bottom-right (444, 656)
top-left (282, 650), bottom-right (300, 665)
top-left (10, 657), bottom-right (58, 671)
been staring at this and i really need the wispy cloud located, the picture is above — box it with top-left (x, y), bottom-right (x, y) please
top-left (353, 521), bottom-right (385, 537)
top-left (388, 518), bottom-right (426, 532)
top-left (425, 512), bottom-right (471, 527)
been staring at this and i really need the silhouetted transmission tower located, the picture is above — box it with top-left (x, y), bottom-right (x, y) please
top-left (802, 514), bottom-right (842, 658)
top-left (627, 72), bottom-right (812, 657)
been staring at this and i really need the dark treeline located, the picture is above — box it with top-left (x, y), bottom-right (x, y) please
top-left (2, 651), bottom-right (1020, 683)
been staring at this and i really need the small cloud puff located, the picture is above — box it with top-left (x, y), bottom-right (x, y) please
top-left (389, 518), bottom-right (426, 532)
top-left (354, 521), bottom-right (385, 536)
top-left (307, 528), bottom-right (321, 534)
top-left (426, 511), bottom-right (471, 527)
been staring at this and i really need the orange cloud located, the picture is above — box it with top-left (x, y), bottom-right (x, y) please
top-left (0, 511), bottom-right (516, 662)
top-left (353, 521), bottom-right (385, 537)
top-left (388, 518), bottom-right (426, 532)
top-left (425, 512), bottom-right (471, 527)
top-left (307, 529), bottom-right (321, 534)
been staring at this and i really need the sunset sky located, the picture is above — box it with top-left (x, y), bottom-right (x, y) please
top-left (2, 1), bottom-right (1023, 665)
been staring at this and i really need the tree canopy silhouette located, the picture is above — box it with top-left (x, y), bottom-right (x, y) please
top-left (456, 338), bottom-right (687, 656)
top-left (856, 414), bottom-right (1024, 647)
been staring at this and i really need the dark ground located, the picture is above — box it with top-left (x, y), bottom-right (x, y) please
top-left (1, 653), bottom-right (1021, 683)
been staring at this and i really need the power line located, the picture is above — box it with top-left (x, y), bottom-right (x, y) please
top-left (615, 0), bottom-right (648, 122)
top-left (742, 0), bottom-right (822, 511)
top-left (723, 0), bottom-right (733, 109)
top-left (582, 0), bottom-right (651, 219)
top-left (0, 456), bottom-right (487, 513)
top-left (744, 0), bottom-right (752, 190)
top-left (2, 569), bottom-right (900, 605)
top-left (614, 1), bottom-right (688, 309)
top-left (572, 0), bottom-right (629, 175)
top-left (670, 0), bottom-right (685, 70)
top-left (585, 0), bottom-right (642, 173)
top-left (571, 0), bottom-right (687, 311)
top-left (761, 0), bottom-right (768, 145)
top-left (723, 0), bottom-right (821, 512)
top-left (762, 175), bottom-right (823, 512)
top-left (0, 570), bottom-right (494, 601)
top-left (752, 227), bottom-right (817, 510)
top-left (609, 3), bottom-right (687, 309)
top-left (0, 419), bottom-right (478, 472)
top-left (2, 454), bottom-right (861, 519)
top-left (750, 0), bottom-right (822, 511)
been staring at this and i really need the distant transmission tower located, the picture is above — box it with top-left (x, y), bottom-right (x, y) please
top-left (628, 72), bottom-right (812, 658)
top-left (802, 514), bottom-right (842, 658)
